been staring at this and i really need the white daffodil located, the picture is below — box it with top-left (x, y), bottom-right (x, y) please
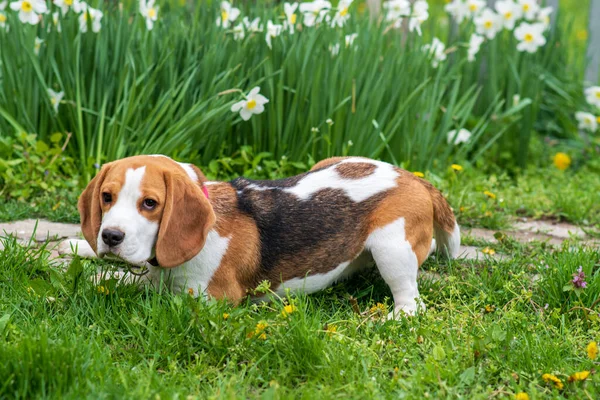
top-left (331, 0), bottom-right (352, 28)
top-left (231, 87), bottom-right (269, 121)
top-left (79, 6), bottom-right (102, 33)
top-left (514, 22), bottom-right (546, 53)
top-left (495, 0), bottom-right (522, 30)
top-left (408, 0), bottom-right (428, 36)
top-left (232, 23), bottom-right (244, 40)
top-left (0, 1), bottom-right (7, 30)
top-left (423, 37), bottom-right (446, 68)
top-left (283, 2), bottom-right (298, 33)
top-left (537, 6), bottom-right (553, 30)
top-left (48, 88), bottom-right (64, 114)
top-left (467, 33), bottom-right (484, 62)
top-left (34, 36), bottom-right (43, 55)
top-left (329, 42), bottom-right (340, 56)
top-left (243, 17), bottom-right (263, 33)
top-left (585, 86), bottom-right (600, 108)
top-left (72, 0), bottom-right (86, 13)
top-left (345, 33), bottom-right (358, 48)
top-left (265, 20), bottom-right (282, 49)
top-left (10, 0), bottom-right (47, 25)
top-left (575, 111), bottom-right (598, 132)
top-left (54, 0), bottom-right (80, 15)
top-left (474, 8), bottom-right (502, 40)
top-left (383, 0), bottom-right (410, 27)
top-left (447, 128), bottom-right (472, 145)
top-left (216, 1), bottom-right (240, 29)
top-left (444, 0), bottom-right (469, 24)
top-left (465, 0), bottom-right (485, 17)
top-left (517, 0), bottom-right (539, 20)
top-left (51, 11), bottom-right (61, 32)
top-left (139, 0), bottom-right (159, 31)
top-left (299, 0), bottom-right (331, 27)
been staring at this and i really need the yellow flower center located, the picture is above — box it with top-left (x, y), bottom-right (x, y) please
top-left (504, 12), bottom-right (512, 19)
top-left (221, 10), bottom-right (228, 21)
top-left (523, 4), bottom-right (530, 11)
top-left (469, 4), bottom-right (477, 12)
top-left (596, 116), bottom-right (600, 123)
top-left (596, 92), bottom-right (600, 99)
top-left (247, 99), bottom-right (257, 110)
top-left (50, 97), bottom-right (56, 105)
top-left (524, 33), bottom-right (534, 42)
top-left (148, 7), bottom-right (156, 18)
top-left (0, 13), bottom-right (6, 23)
top-left (484, 20), bottom-right (493, 29)
top-left (22, 1), bottom-right (33, 12)
top-left (65, 0), bottom-right (73, 5)
top-left (290, 13), bottom-right (297, 24)
top-left (553, 152), bottom-right (571, 170)
top-left (340, 7), bottom-right (348, 17)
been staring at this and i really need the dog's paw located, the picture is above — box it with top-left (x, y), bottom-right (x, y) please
top-left (387, 301), bottom-right (426, 320)
top-left (58, 239), bottom-right (96, 258)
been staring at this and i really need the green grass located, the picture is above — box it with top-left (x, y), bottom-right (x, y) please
top-left (1, 231), bottom-right (599, 398)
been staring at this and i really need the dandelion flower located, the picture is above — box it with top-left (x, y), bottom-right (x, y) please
top-left (325, 324), bottom-right (337, 336)
top-left (514, 22), bottom-right (546, 53)
top-left (542, 373), bottom-right (564, 390)
top-left (216, 1), bottom-right (240, 29)
top-left (447, 128), bottom-right (472, 144)
top-left (514, 393), bottom-right (529, 400)
top-left (413, 171), bottom-right (424, 178)
top-left (34, 36), bottom-right (43, 55)
top-left (299, 0), bottom-right (331, 27)
top-left (584, 86), bottom-right (600, 108)
top-left (139, 0), bottom-right (159, 31)
top-left (467, 33), bottom-right (484, 62)
top-left (231, 87), bottom-right (269, 121)
top-left (10, 0), bottom-right (47, 25)
top-left (495, 0), bottom-right (522, 30)
top-left (222, 313), bottom-right (229, 320)
top-left (422, 37), bottom-right (446, 68)
top-left (54, 0), bottom-right (80, 15)
top-left (331, 0), bottom-right (352, 28)
top-left (484, 304), bottom-right (495, 313)
top-left (474, 8), bottom-right (503, 40)
top-left (79, 6), bottom-right (103, 33)
top-left (482, 247), bottom-right (496, 255)
top-left (483, 190), bottom-right (496, 199)
top-left (587, 341), bottom-right (598, 360)
top-left (568, 370), bottom-right (590, 382)
top-left (283, 2), bottom-right (298, 33)
top-left (265, 20), bottom-right (283, 49)
top-left (575, 111), bottom-right (598, 132)
top-left (281, 304), bottom-right (297, 317)
top-left (445, 0), bottom-right (469, 24)
top-left (552, 152), bottom-right (571, 171)
top-left (451, 164), bottom-right (463, 171)
top-left (517, 0), bottom-right (539, 20)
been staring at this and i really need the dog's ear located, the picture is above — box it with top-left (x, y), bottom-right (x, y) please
top-left (155, 171), bottom-right (216, 268)
top-left (78, 164), bottom-right (112, 253)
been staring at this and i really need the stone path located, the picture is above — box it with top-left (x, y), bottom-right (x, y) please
top-left (0, 218), bottom-right (598, 265)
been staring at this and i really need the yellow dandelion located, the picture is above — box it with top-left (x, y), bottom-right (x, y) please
top-left (514, 393), bottom-right (529, 400)
top-left (482, 247), bottom-right (496, 255)
top-left (255, 321), bottom-right (268, 333)
top-left (187, 288), bottom-right (194, 296)
top-left (553, 152), bottom-right (571, 171)
top-left (568, 370), bottom-right (590, 382)
top-left (97, 286), bottom-right (109, 295)
top-left (258, 332), bottom-right (267, 340)
top-left (459, 206), bottom-right (465, 212)
top-left (597, 116), bottom-right (600, 124)
top-left (587, 341), bottom-right (598, 360)
top-left (370, 302), bottom-right (388, 315)
top-left (483, 190), bottom-right (496, 199)
top-left (325, 324), bottom-right (337, 336)
top-left (484, 211), bottom-right (493, 217)
top-left (281, 304), bottom-right (297, 318)
top-left (484, 304), bottom-right (495, 313)
top-left (542, 373), bottom-right (564, 390)
top-left (451, 164), bottom-right (463, 171)
top-left (222, 313), bottom-right (230, 320)
top-left (413, 171), bottom-right (425, 178)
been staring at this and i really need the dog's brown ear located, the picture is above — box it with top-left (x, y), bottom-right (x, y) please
top-left (155, 171), bottom-right (216, 268)
top-left (78, 165), bottom-right (111, 253)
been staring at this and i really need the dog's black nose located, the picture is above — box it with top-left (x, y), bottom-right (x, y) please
top-left (101, 229), bottom-right (125, 247)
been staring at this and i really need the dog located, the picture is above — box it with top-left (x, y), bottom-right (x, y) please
top-left (61, 155), bottom-right (460, 318)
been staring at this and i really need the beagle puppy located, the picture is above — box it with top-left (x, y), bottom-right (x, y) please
top-left (63, 155), bottom-right (460, 318)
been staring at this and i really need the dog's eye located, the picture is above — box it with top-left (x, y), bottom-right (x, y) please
top-left (102, 193), bottom-right (112, 204)
top-left (142, 198), bottom-right (157, 210)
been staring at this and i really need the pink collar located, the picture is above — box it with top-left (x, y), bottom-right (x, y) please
top-left (201, 185), bottom-right (209, 199)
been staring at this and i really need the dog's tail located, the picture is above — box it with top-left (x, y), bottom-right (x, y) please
top-left (422, 181), bottom-right (460, 258)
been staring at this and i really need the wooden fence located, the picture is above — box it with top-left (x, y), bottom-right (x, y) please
top-left (366, 0), bottom-right (600, 83)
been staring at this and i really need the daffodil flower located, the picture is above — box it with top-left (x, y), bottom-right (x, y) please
top-left (330, 0), bottom-right (352, 28)
top-left (0, 1), bottom-right (8, 30)
top-left (474, 8), bottom-right (502, 40)
top-left (514, 22), bottom-right (546, 53)
top-left (265, 20), bottom-right (282, 49)
top-left (345, 33), bottom-right (358, 48)
top-left (51, 11), bottom-right (61, 32)
top-left (408, 0), bottom-right (428, 35)
top-left (243, 16), bottom-right (263, 33)
top-left (465, 0), bottom-right (485, 17)
top-left (584, 86), bottom-right (600, 108)
top-left (575, 111), bottom-right (598, 132)
top-left (517, 0), bottom-right (539, 20)
top-left (447, 128), bottom-right (472, 145)
top-left (34, 36), bottom-right (43, 55)
top-left (48, 88), bottom-right (64, 113)
top-left (216, 1), bottom-right (240, 29)
top-left (444, 0), bottom-right (469, 24)
top-left (467, 33), bottom-right (484, 62)
top-left (299, 0), bottom-right (331, 27)
top-left (537, 6), bottom-right (553, 30)
top-left (139, 0), bottom-right (159, 31)
top-left (54, 0), bottom-right (80, 15)
top-left (10, 0), bottom-right (47, 25)
top-left (78, 5), bottom-right (103, 33)
top-left (283, 2), bottom-right (298, 33)
top-left (231, 87), bottom-right (269, 121)
top-left (422, 37), bottom-right (446, 68)
top-left (329, 43), bottom-right (340, 56)
top-left (495, 0), bottom-right (522, 30)
top-left (232, 23), bottom-right (244, 40)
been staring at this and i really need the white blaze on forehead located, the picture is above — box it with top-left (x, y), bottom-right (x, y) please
top-left (113, 166), bottom-right (146, 210)
top-left (149, 154), bottom-right (198, 182)
top-left (283, 158), bottom-right (399, 202)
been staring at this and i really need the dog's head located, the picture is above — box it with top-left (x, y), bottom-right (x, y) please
top-left (78, 155), bottom-right (215, 268)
